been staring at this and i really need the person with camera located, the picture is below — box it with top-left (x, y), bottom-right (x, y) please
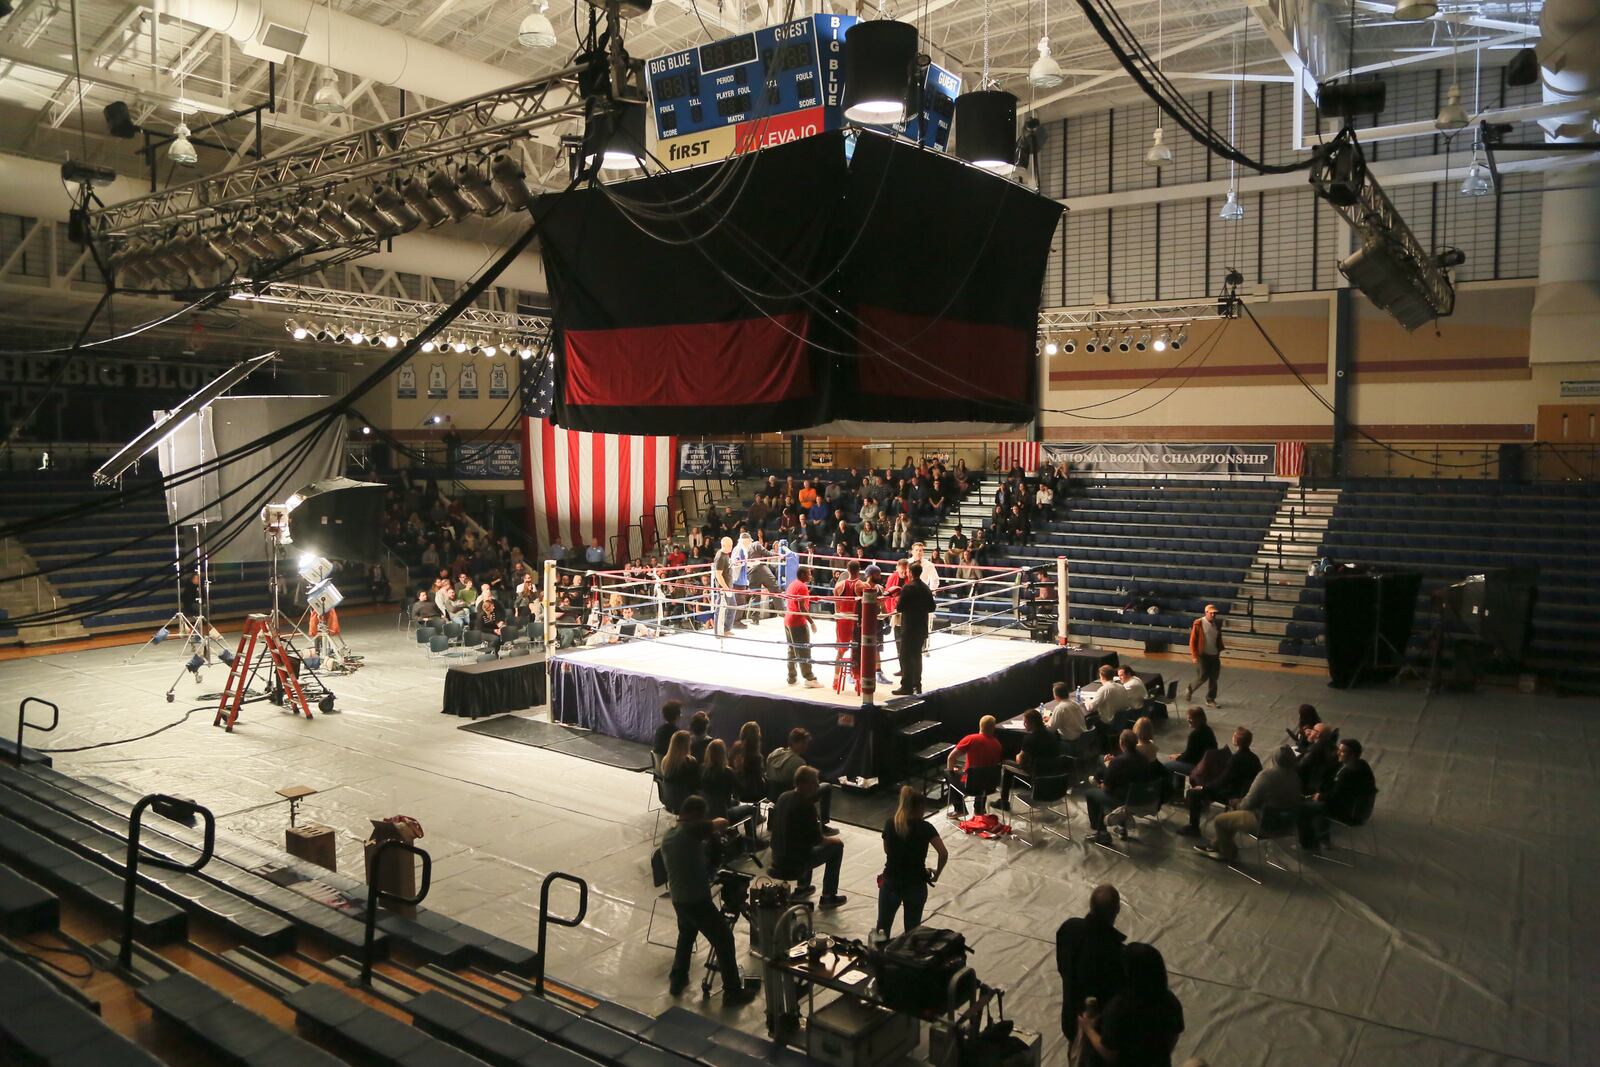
top-left (660, 795), bottom-right (759, 1003)
top-left (770, 766), bottom-right (847, 908)
top-left (876, 786), bottom-right (948, 938)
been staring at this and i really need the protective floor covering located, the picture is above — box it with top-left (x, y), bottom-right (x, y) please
top-left (4, 614), bottom-right (1597, 1067)
top-left (557, 618), bottom-right (1055, 705)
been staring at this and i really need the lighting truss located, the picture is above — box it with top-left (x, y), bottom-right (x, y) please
top-left (89, 64), bottom-right (587, 250)
top-left (1038, 300), bottom-right (1228, 333)
top-left (233, 282), bottom-right (551, 350)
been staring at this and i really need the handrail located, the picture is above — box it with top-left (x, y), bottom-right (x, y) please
top-left (359, 839), bottom-right (433, 986)
top-left (15, 697), bottom-right (59, 768)
top-left (120, 795), bottom-right (215, 969)
top-left (534, 871), bottom-right (589, 997)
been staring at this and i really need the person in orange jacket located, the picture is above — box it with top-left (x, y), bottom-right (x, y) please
top-left (1186, 604), bottom-right (1224, 707)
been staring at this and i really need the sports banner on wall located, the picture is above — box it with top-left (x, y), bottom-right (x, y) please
top-left (1045, 443), bottom-right (1279, 476)
top-left (458, 442), bottom-right (521, 478)
top-left (678, 442), bottom-right (746, 477)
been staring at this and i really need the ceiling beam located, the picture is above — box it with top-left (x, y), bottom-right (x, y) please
top-left (1021, 19), bottom-right (1250, 113)
top-left (1337, 30), bottom-right (1536, 78)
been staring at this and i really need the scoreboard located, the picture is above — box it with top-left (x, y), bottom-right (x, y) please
top-left (648, 15), bottom-right (856, 170)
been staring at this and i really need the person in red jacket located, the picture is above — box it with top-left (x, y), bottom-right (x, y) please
top-left (784, 566), bottom-right (821, 688)
top-left (1186, 604), bottom-right (1224, 707)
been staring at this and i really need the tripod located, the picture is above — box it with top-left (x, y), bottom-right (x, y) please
top-left (127, 525), bottom-right (233, 702)
top-left (1348, 573), bottom-right (1423, 690)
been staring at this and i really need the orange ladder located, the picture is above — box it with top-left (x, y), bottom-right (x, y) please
top-left (214, 614), bottom-right (313, 732)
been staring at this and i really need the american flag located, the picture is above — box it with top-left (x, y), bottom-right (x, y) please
top-left (520, 352), bottom-right (678, 558)
top-left (997, 440), bottom-right (1041, 473)
top-left (1276, 441), bottom-right (1306, 479)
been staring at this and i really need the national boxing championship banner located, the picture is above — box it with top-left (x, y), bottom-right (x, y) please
top-left (1045, 443), bottom-right (1279, 476)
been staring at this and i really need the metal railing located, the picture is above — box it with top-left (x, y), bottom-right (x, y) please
top-left (533, 871), bottom-right (589, 998)
top-left (120, 795), bottom-right (216, 970)
top-left (14, 698), bottom-right (58, 767)
top-left (360, 840), bottom-right (433, 986)
top-left (1306, 442), bottom-right (1599, 483)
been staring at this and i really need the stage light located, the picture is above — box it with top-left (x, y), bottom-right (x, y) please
top-left (348, 325), bottom-right (366, 345)
top-left (256, 213), bottom-right (303, 256)
top-left (298, 554), bottom-right (333, 583)
top-left (1144, 126), bottom-right (1172, 167)
top-left (292, 205), bottom-right (337, 245)
top-left (287, 319), bottom-right (309, 340)
top-left (1043, 338), bottom-right (1059, 356)
top-left (518, 1), bottom-right (556, 47)
top-left (1219, 187), bottom-right (1245, 221)
top-left (344, 192), bottom-right (396, 236)
top-left (457, 163), bottom-right (506, 216)
top-left (583, 100), bottom-right (647, 172)
top-left (426, 170), bottom-right (475, 222)
top-left (1152, 329), bottom-right (1170, 352)
top-left (451, 338), bottom-right (468, 354)
top-left (218, 648), bottom-right (235, 665)
top-left (104, 100), bottom-right (140, 138)
top-left (1135, 330), bottom-right (1150, 352)
top-left (1435, 83), bottom-right (1468, 130)
top-left (316, 323), bottom-right (336, 342)
top-left (312, 69), bottom-right (345, 114)
top-left (400, 176), bottom-right (449, 227)
top-left (491, 155), bottom-right (535, 210)
top-left (169, 123), bottom-right (198, 166)
top-left (1062, 337), bottom-right (1076, 354)
top-left (332, 327), bottom-right (349, 344)
top-left (482, 343), bottom-right (498, 357)
top-left (467, 341), bottom-right (483, 355)
top-left (842, 19), bottom-right (917, 123)
top-left (1029, 36), bottom-right (1063, 89)
top-left (1392, 0), bottom-right (1436, 20)
top-left (381, 331), bottom-right (399, 348)
top-left (1117, 333), bottom-right (1131, 352)
top-left (518, 345), bottom-right (533, 359)
top-left (362, 425), bottom-right (372, 435)
top-left (93, 353), bottom-right (277, 484)
top-left (954, 90), bottom-right (1018, 175)
top-left (431, 415), bottom-right (443, 424)
top-left (421, 339), bottom-right (437, 352)
top-left (372, 184), bottom-right (423, 232)
top-left (1083, 335), bottom-right (1097, 353)
top-left (1460, 146), bottom-right (1493, 197)
top-left (318, 199), bottom-right (364, 241)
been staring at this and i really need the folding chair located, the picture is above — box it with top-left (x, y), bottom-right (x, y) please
top-left (1312, 794), bottom-right (1379, 867)
top-left (1008, 768), bottom-right (1075, 847)
top-left (1230, 804), bottom-right (1304, 886)
top-left (1093, 779), bottom-right (1165, 856)
top-left (948, 764), bottom-right (1002, 817)
top-left (415, 625), bottom-right (438, 653)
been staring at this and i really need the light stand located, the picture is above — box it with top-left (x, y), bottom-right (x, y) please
top-left (126, 522), bottom-right (235, 703)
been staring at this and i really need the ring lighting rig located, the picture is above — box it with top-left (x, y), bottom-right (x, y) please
top-left (230, 282), bottom-right (552, 354)
top-left (89, 64), bottom-right (589, 288)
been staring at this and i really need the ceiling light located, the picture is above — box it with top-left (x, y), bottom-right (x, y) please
top-left (347, 325), bottom-right (365, 345)
top-left (1029, 36), bottom-right (1063, 90)
top-left (1219, 187), bottom-right (1245, 221)
top-left (1435, 83), bottom-right (1468, 130)
top-left (317, 199), bottom-right (364, 241)
top-left (1460, 147), bottom-right (1493, 197)
top-left (344, 192), bottom-right (396, 236)
top-left (168, 123), bottom-right (198, 166)
top-left (1084, 334), bottom-right (1099, 353)
top-left (518, 345), bottom-right (534, 360)
top-left (1152, 329), bottom-right (1170, 352)
top-left (1392, 0), bottom-right (1437, 20)
top-left (421, 339), bottom-right (437, 352)
top-left (482, 343), bottom-right (498, 357)
top-left (252, 217), bottom-right (297, 258)
top-left (381, 331), bottom-right (399, 348)
top-left (451, 339), bottom-right (468, 354)
top-left (373, 184), bottom-right (423, 232)
top-left (290, 205), bottom-right (336, 246)
top-left (1062, 337), bottom-right (1076, 354)
top-left (1117, 333), bottom-right (1131, 352)
top-left (287, 319), bottom-right (309, 340)
top-left (457, 162), bottom-right (506, 215)
top-left (332, 327), bottom-right (349, 344)
top-left (1135, 330), bottom-right (1150, 352)
top-left (400, 176), bottom-right (449, 227)
top-left (842, 19), bottom-right (918, 124)
top-left (312, 70), bottom-right (345, 115)
top-left (491, 155), bottom-right (535, 210)
top-left (315, 324), bottom-right (334, 342)
top-left (361, 426), bottom-right (372, 435)
top-left (1043, 338), bottom-right (1059, 356)
top-left (518, 2), bottom-right (557, 48)
top-left (583, 100), bottom-right (648, 172)
top-left (1173, 327), bottom-right (1188, 350)
top-left (954, 90), bottom-right (1018, 175)
top-left (1144, 126), bottom-right (1172, 167)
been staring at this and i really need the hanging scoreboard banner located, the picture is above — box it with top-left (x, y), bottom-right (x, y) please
top-left (903, 63), bottom-right (960, 151)
top-left (650, 14), bottom-right (854, 170)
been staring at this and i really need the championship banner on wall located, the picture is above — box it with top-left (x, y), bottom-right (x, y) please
top-left (458, 442), bottom-right (521, 478)
top-left (679, 442), bottom-right (746, 477)
top-left (1045, 442), bottom-right (1279, 476)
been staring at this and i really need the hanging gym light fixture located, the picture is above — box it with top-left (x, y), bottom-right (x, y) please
top-left (518, 1), bottom-right (557, 48)
top-left (168, 123), bottom-right (198, 166)
top-left (954, 90), bottom-right (1018, 175)
top-left (312, 69), bottom-right (345, 114)
top-left (841, 19), bottom-right (918, 124)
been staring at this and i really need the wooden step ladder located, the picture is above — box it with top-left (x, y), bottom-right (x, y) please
top-left (215, 613), bottom-right (313, 732)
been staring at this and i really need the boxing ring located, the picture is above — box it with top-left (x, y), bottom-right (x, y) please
top-left (541, 552), bottom-right (1076, 778)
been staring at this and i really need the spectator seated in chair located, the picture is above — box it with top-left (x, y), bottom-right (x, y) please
top-left (1297, 737), bottom-right (1378, 852)
top-left (1046, 681), bottom-right (1093, 747)
top-left (1177, 727), bottom-right (1262, 837)
top-left (994, 708), bottom-right (1064, 812)
top-left (945, 715), bottom-right (1005, 818)
top-left (1194, 745), bottom-right (1302, 863)
top-left (1295, 721), bottom-right (1341, 795)
top-left (698, 740), bottom-right (761, 847)
top-left (766, 727), bottom-right (835, 830)
top-left (652, 701), bottom-right (684, 762)
top-left (770, 766), bottom-right (847, 908)
top-left (1115, 665), bottom-right (1148, 705)
top-left (1085, 730), bottom-right (1151, 845)
top-left (1162, 706), bottom-right (1219, 779)
top-left (658, 730), bottom-right (702, 814)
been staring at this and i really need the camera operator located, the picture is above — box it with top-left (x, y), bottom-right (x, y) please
top-left (660, 795), bottom-right (759, 1003)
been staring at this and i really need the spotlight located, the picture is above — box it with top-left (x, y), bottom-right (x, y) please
top-left (1434, 83), bottom-right (1468, 130)
top-left (348, 325), bottom-right (366, 345)
top-left (1172, 327), bottom-right (1188, 350)
top-left (482, 343), bottom-right (498, 357)
top-left (518, 345), bottom-right (533, 360)
top-left (185, 653), bottom-right (205, 674)
top-left (287, 319), bottom-right (309, 340)
top-left (372, 184), bottom-right (423, 232)
top-left (426, 171), bottom-right (475, 221)
top-left (381, 331), bottom-right (399, 348)
top-left (218, 648), bottom-right (235, 666)
top-left (1043, 338), bottom-right (1059, 356)
top-left (291, 205), bottom-right (337, 245)
top-left (421, 340), bottom-right (437, 352)
top-left (456, 163), bottom-right (506, 216)
top-left (1029, 36), bottom-right (1063, 90)
top-left (317, 199), bottom-right (364, 241)
top-left (252, 217), bottom-right (299, 258)
top-left (518, 1), bottom-right (556, 47)
top-left (1117, 333), bottom-right (1131, 352)
top-left (1152, 329), bottom-right (1170, 352)
top-left (315, 324), bottom-right (334, 342)
top-left (583, 100), bottom-right (647, 172)
top-left (451, 338), bottom-right (468, 354)
top-left (1083, 334), bottom-right (1098, 354)
top-left (431, 415), bottom-right (443, 424)
top-left (1144, 126), bottom-right (1172, 167)
top-left (312, 69), bottom-right (345, 114)
top-left (1218, 187), bottom-right (1245, 221)
top-left (467, 341), bottom-right (483, 355)
top-left (400, 176), bottom-right (449, 227)
top-left (332, 327), bottom-right (350, 344)
top-left (1135, 330), bottom-right (1150, 352)
top-left (1062, 337), bottom-right (1076, 354)
top-left (104, 100), bottom-right (140, 139)
top-left (153, 627), bottom-right (170, 644)
top-left (364, 326), bottom-right (382, 347)
top-left (491, 155), bottom-right (535, 210)
top-left (842, 19), bottom-right (917, 124)
top-left (361, 425), bottom-right (372, 435)
top-left (953, 90), bottom-right (1018, 175)
top-left (168, 123), bottom-right (198, 166)
top-left (344, 192), bottom-right (397, 236)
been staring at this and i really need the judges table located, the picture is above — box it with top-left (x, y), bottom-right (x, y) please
top-left (442, 654), bottom-right (547, 718)
top-left (1063, 645), bottom-right (1118, 686)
